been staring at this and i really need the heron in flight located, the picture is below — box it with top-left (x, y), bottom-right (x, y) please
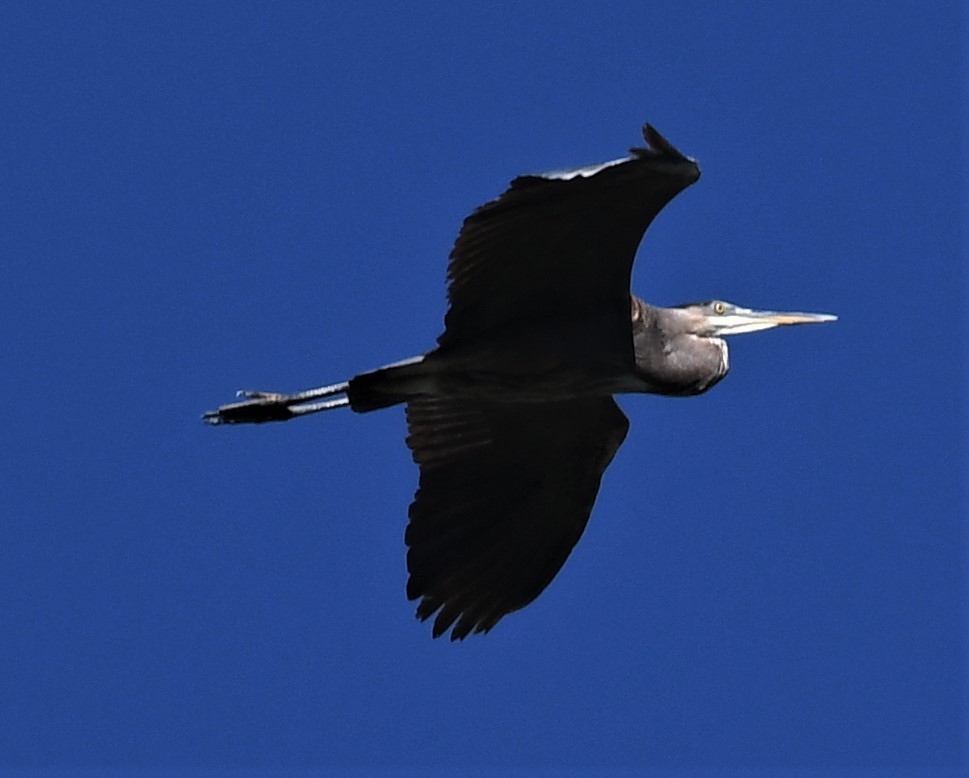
top-left (204, 125), bottom-right (836, 640)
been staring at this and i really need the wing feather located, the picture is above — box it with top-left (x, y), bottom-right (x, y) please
top-left (438, 124), bottom-right (699, 351)
top-left (404, 396), bottom-right (630, 639)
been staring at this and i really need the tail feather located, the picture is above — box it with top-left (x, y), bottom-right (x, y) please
top-left (348, 355), bottom-right (430, 413)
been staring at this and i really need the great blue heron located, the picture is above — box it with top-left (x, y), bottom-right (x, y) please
top-left (204, 125), bottom-right (836, 640)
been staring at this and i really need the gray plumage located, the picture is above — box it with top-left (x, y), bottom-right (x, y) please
top-left (205, 125), bottom-right (836, 639)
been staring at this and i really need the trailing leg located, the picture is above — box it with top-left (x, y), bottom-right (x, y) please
top-left (203, 381), bottom-right (350, 425)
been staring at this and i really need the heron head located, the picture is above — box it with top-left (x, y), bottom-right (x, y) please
top-left (677, 300), bottom-right (838, 337)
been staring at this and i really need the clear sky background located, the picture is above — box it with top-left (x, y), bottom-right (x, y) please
top-left (1, 2), bottom-right (965, 774)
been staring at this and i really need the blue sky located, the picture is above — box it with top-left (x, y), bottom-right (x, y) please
top-left (1, 2), bottom-right (964, 774)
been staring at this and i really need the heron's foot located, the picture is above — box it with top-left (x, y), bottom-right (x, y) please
top-left (203, 390), bottom-right (297, 425)
top-left (236, 390), bottom-right (287, 401)
top-left (203, 381), bottom-right (352, 426)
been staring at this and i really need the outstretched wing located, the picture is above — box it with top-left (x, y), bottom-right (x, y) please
top-left (438, 124), bottom-right (700, 351)
top-left (404, 396), bottom-right (630, 640)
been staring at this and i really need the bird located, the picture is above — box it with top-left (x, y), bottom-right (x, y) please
top-left (204, 124), bottom-right (836, 640)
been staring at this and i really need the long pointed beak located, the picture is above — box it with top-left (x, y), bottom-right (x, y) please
top-left (711, 308), bottom-right (838, 336)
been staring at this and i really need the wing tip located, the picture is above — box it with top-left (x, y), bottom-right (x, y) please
top-left (499, 123), bottom-right (699, 194)
top-left (634, 123), bottom-right (699, 175)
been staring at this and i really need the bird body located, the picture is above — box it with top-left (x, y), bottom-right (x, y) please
top-left (205, 125), bottom-right (836, 640)
top-left (351, 314), bottom-right (639, 409)
top-left (348, 295), bottom-right (730, 411)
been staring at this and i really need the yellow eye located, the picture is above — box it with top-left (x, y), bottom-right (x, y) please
top-left (713, 302), bottom-right (726, 315)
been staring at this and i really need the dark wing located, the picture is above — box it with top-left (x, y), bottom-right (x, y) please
top-left (404, 396), bottom-right (630, 640)
top-left (438, 124), bottom-right (700, 351)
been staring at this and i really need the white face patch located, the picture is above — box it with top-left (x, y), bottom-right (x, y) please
top-left (713, 313), bottom-right (782, 336)
top-left (538, 156), bottom-right (631, 181)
